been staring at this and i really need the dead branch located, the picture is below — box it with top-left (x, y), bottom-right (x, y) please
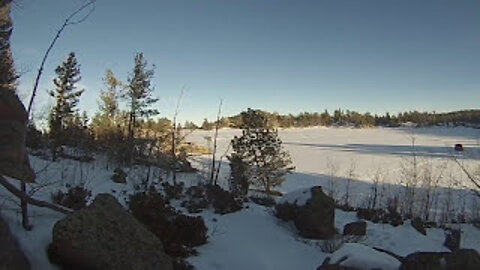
top-left (0, 175), bottom-right (73, 215)
top-left (27, 0), bottom-right (96, 115)
top-left (450, 152), bottom-right (480, 197)
top-left (171, 87), bottom-right (185, 184)
top-left (210, 98), bottom-right (223, 184)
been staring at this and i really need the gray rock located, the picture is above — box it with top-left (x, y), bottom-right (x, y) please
top-left (401, 249), bottom-right (480, 270)
top-left (294, 186), bottom-right (335, 239)
top-left (0, 214), bottom-right (30, 270)
top-left (111, 168), bottom-right (127, 184)
top-left (444, 228), bottom-right (461, 251)
top-left (343, 221), bottom-right (367, 236)
top-left (50, 194), bottom-right (173, 270)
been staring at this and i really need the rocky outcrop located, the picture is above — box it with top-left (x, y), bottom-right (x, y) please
top-left (0, 89), bottom-right (35, 182)
top-left (401, 249), bottom-right (480, 270)
top-left (0, 215), bottom-right (30, 270)
top-left (50, 194), bottom-right (173, 270)
top-left (444, 228), bottom-right (461, 251)
top-left (319, 243), bottom-right (400, 270)
top-left (343, 221), bottom-right (367, 236)
top-left (276, 186), bottom-right (335, 239)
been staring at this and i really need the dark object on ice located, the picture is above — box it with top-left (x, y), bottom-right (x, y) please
top-left (400, 249), bottom-right (480, 270)
top-left (0, 214), bottom-right (30, 270)
top-left (50, 194), bottom-right (173, 270)
top-left (444, 228), bottom-right (461, 251)
top-left (343, 221), bottom-right (367, 236)
top-left (454, 144), bottom-right (464, 152)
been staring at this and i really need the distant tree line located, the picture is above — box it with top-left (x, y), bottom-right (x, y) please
top-left (199, 109), bottom-right (480, 130)
top-left (27, 51), bottom-right (206, 172)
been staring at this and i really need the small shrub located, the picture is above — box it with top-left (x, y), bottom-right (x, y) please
top-left (228, 154), bottom-right (250, 198)
top-left (320, 236), bottom-right (344, 253)
top-left (181, 198), bottom-right (209, 214)
top-left (173, 215), bottom-right (208, 247)
top-left (163, 182), bottom-right (184, 201)
top-left (275, 202), bottom-right (300, 221)
top-left (356, 207), bottom-right (403, 227)
top-left (250, 196), bottom-right (277, 207)
top-left (173, 259), bottom-right (194, 270)
top-left (182, 185), bottom-right (209, 213)
top-left (51, 185), bottom-right (91, 211)
top-left (206, 185), bottom-right (242, 215)
top-left (186, 185), bottom-right (206, 198)
top-left (182, 184), bottom-right (242, 214)
top-left (111, 168), bottom-right (127, 183)
top-left (128, 188), bottom-right (208, 258)
top-left (411, 217), bottom-right (426, 235)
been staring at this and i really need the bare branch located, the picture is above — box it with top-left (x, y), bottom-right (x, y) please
top-left (171, 86), bottom-right (185, 184)
top-left (0, 175), bottom-right (73, 215)
top-left (210, 98), bottom-right (223, 185)
top-left (27, 0), bottom-right (96, 116)
top-left (450, 151), bottom-right (480, 198)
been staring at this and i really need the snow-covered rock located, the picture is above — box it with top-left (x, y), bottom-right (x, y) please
top-left (323, 243), bottom-right (401, 270)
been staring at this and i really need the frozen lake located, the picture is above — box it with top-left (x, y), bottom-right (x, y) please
top-left (188, 126), bottom-right (480, 212)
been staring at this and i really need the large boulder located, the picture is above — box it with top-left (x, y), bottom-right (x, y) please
top-left (50, 194), bottom-right (173, 270)
top-left (277, 186), bottom-right (335, 239)
top-left (401, 249), bottom-right (480, 270)
top-left (444, 228), bottom-right (461, 251)
top-left (343, 221), bottom-right (367, 236)
top-left (0, 89), bottom-right (35, 182)
top-left (0, 215), bottom-right (30, 270)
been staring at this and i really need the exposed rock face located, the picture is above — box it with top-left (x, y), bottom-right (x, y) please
top-left (444, 229), bottom-right (461, 251)
top-left (0, 214), bottom-right (30, 270)
top-left (276, 186), bottom-right (335, 239)
top-left (294, 186), bottom-right (335, 239)
top-left (401, 249), bottom-right (480, 270)
top-left (343, 221), bottom-right (367, 236)
top-left (0, 85), bottom-right (35, 182)
top-left (50, 194), bottom-right (173, 270)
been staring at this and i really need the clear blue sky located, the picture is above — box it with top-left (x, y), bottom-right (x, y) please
top-left (10, 0), bottom-right (480, 125)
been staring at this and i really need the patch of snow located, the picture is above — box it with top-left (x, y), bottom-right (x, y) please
top-left (363, 221), bottom-right (450, 256)
top-left (188, 203), bottom-right (325, 270)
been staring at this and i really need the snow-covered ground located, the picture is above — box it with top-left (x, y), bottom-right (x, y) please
top-left (0, 126), bottom-right (479, 269)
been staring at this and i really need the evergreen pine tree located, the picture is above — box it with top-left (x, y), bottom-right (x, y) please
top-left (48, 52), bottom-right (84, 154)
top-left (0, 1), bottom-right (17, 92)
top-left (230, 108), bottom-right (294, 194)
top-left (121, 53), bottom-right (158, 163)
top-left (99, 69), bottom-right (121, 119)
top-left (124, 53), bottom-right (158, 141)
